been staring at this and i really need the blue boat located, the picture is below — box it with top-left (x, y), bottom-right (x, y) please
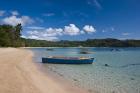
top-left (42, 56), bottom-right (94, 64)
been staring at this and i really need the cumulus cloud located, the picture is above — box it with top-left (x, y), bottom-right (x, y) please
top-left (80, 30), bottom-right (85, 34)
top-left (0, 10), bottom-right (5, 16)
top-left (2, 15), bottom-right (34, 26)
top-left (23, 34), bottom-right (58, 41)
top-left (83, 25), bottom-right (96, 33)
top-left (24, 33), bottom-right (57, 41)
top-left (28, 28), bottom-right (63, 37)
top-left (23, 24), bottom-right (96, 41)
top-left (45, 28), bottom-right (63, 36)
top-left (11, 11), bottom-right (19, 16)
top-left (25, 27), bottom-right (63, 41)
top-left (64, 24), bottom-right (80, 35)
top-left (0, 10), bottom-right (34, 26)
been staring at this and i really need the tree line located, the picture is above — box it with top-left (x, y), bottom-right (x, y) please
top-left (23, 38), bottom-right (140, 47)
top-left (0, 24), bottom-right (140, 47)
top-left (0, 24), bottom-right (23, 47)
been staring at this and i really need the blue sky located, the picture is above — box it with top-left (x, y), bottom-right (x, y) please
top-left (0, 0), bottom-right (140, 41)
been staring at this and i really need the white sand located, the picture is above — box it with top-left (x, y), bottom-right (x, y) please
top-left (0, 48), bottom-right (88, 93)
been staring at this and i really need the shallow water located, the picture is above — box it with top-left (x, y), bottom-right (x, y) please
top-left (28, 47), bottom-right (140, 93)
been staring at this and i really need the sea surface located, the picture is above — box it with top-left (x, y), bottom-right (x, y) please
top-left (27, 47), bottom-right (140, 93)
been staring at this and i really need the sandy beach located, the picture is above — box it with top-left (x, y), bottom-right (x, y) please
top-left (0, 48), bottom-right (88, 93)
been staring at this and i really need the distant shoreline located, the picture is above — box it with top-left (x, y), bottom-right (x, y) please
top-left (22, 46), bottom-right (140, 48)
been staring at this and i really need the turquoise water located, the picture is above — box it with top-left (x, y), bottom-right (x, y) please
top-left (28, 47), bottom-right (140, 93)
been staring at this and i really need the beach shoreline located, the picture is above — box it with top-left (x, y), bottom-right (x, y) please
top-left (0, 48), bottom-right (89, 93)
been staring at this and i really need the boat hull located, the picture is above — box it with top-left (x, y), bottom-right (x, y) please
top-left (42, 57), bottom-right (94, 64)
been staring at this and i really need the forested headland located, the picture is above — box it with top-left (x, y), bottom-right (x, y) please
top-left (0, 24), bottom-right (140, 47)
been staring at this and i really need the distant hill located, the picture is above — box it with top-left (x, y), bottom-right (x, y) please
top-left (22, 38), bottom-right (140, 47)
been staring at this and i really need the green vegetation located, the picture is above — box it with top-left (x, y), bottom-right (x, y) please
top-left (0, 24), bottom-right (140, 47)
top-left (0, 24), bottom-right (23, 47)
top-left (22, 38), bottom-right (140, 47)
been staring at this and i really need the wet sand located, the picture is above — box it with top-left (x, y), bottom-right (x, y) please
top-left (0, 48), bottom-right (88, 93)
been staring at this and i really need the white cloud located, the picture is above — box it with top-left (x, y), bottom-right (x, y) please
top-left (0, 10), bottom-right (5, 16)
top-left (83, 25), bottom-right (96, 33)
top-left (23, 24), bottom-right (96, 41)
top-left (27, 30), bottom-right (39, 35)
top-left (26, 34), bottom-right (57, 41)
top-left (27, 25), bottom-right (80, 38)
top-left (45, 28), bottom-right (63, 36)
top-left (0, 10), bottom-right (34, 26)
top-left (27, 35), bottom-right (39, 39)
top-left (25, 34), bottom-right (58, 41)
top-left (25, 27), bottom-right (63, 41)
top-left (122, 33), bottom-right (131, 36)
top-left (11, 11), bottom-right (19, 16)
top-left (2, 15), bottom-right (34, 26)
top-left (80, 30), bottom-right (85, 34)
top-left (40, 36), bottom-right (58, 40)
top-left (64, 24), bottom-right (80, 35)
top-left (26, 26), bottom-right (45, 30)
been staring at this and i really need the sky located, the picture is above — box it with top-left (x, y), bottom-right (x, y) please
top-left (0, 0), bottom-right (140, 41)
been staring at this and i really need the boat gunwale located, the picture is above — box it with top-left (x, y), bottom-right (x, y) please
top-left (45, 56), bottom-right (94, 60)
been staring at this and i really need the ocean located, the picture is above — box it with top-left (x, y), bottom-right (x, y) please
top-left (27, 47), bottom-right (140, 93)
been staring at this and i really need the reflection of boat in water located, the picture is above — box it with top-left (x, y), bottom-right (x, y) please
top-left (42, 56), bottom-right (94, 64)
top-left (46, 48), bottom-right (54, 51)
top-left (79, 48), bottom-right (92, 54)
top-left (79, 51), bottom-right (90, 54)
top-left (110, 48), bottom-right (120, 51)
